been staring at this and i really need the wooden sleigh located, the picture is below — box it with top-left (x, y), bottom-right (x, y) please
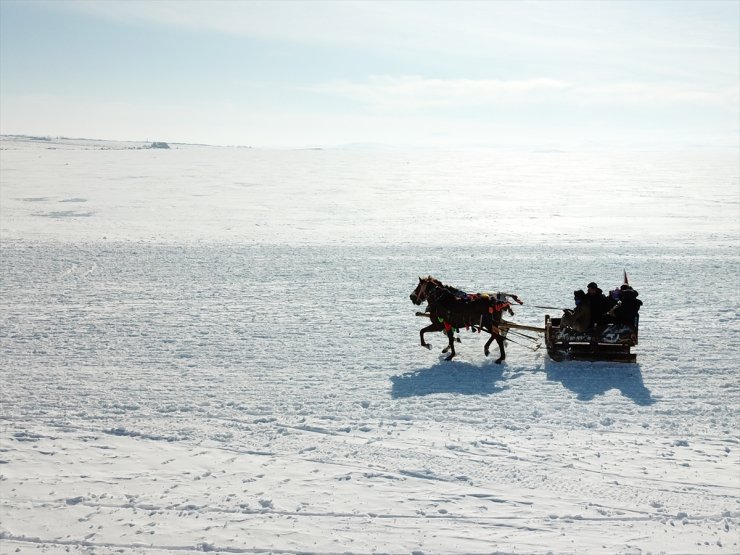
top-left (544, 314), bottom-right (639, 363)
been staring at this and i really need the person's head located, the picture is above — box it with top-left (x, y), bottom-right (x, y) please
top-left (574, 289), bottom-right (586, 305)
top-left (587, 282), bottom-right (599, 295)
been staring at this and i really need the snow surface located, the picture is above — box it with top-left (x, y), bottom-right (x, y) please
top-left (1, 136), bottom-right (739, 554)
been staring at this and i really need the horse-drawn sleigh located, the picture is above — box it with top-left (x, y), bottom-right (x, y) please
top-left (410, 276), bottom-right (640, 363)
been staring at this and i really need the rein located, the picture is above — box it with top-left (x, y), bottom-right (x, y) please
top-left (417, 277), bottom-right (447, 304)
top-left (416, 278), bottom-right (430, 302)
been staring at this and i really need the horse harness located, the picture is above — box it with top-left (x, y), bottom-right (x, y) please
top-left (425, 285), bottom-right (512, 333)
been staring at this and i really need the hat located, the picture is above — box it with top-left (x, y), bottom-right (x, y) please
top-left (587, 282), bottom-right (598, 290)
top-left (573, 289), bottom-right (586, 299)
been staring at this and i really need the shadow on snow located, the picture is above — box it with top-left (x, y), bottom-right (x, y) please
top-left (542, 359), bottom-right (655, 406)
top-left (391, 360), bottom-right (508, 399)
top-left (391, 358), bottom-right (655, 405)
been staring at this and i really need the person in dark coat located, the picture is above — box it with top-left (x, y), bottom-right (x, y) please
top-left (614, 284), bottom-right (642, 328)
top-left (601, 287), bottom-right (621, 325)
top-left (585, 282), bottom-right (609, 328)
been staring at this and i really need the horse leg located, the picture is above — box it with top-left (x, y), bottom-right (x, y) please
top-left (483, 323), bottom-right (506, 364)
top-left (444, 329), bottom-right (456, 360)
top-left (482, 317), bottom-right (495, 357)
top-left (420, 322), bottom-right (442, 350)
top-left (494, 334), bottom-right (506, 364)
top-left (484, 332), bottom-right (494, 357)
top-left (442, 335), bottom-right (462, 354)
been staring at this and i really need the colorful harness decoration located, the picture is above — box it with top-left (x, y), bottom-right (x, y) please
top-left (434, 294), bottom-right (515, 333)
top-left (438, 317), bottom-right (455, 333)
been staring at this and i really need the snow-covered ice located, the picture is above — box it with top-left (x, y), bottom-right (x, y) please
top-left (1, 136), bottom-right (738, 554)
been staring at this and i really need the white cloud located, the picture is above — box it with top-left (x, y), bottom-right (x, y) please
top-left (310, 76), bottom-right (572, 110)
top-left (579, 83), bottom-right (740, 108)
top-left (59, 0), bottom-right (393, 46)
top-left (51, 0), bottom-right (740, 73)
top-left (310, 76), bottom-right (740, 112)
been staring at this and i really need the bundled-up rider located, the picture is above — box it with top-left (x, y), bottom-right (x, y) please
top-left (585, 282), bottom-right (609, 328)
top-left (561, 289), bottom-right (591, 332)
top-left (614, 284), bottom-right (642, 328)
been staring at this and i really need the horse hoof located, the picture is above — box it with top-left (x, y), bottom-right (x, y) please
top-left (495, 357), bottom-right (504, 364)
top-left (484, 350), bottom-right (490, 357)
top-left (445, 354), bottom-right (454, 361)
top-left (422, 344), bottom-right (431, 350)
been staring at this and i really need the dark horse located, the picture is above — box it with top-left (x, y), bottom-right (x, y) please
top-left (410, 276), bottom-right (523, 363)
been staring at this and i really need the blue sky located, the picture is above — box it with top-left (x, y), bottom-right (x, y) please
top-left (1, 0), bottom-right (738, 148)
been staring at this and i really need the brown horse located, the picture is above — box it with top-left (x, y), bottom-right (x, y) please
top-left (409, 276), bottom-right (523, 363)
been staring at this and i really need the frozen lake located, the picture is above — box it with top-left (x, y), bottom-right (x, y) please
top-left (1, 138), bottom-right (738, 554)
top-left (1, 139), bottom-right (738, 247)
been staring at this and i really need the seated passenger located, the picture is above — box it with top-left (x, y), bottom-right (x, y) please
top-left (614, 284), bottom-right (642, 328)
top-left (602, 287), bottom-right (621, 324)
top-left (585, 282), bottom-right (609, 328)
top-left (561, 289), bottom-right (591, 332)
top-left (607, 287), bottom-right (620, 308)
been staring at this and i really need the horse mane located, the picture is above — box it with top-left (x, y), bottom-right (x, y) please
top-left (426, 277), bottom-right (510, 304)
top-left (421, 275), bottom-right (443, 288)
top-left (425, 276), bottom-right (468, 298)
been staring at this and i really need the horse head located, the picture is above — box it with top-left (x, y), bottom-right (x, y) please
top-left (410, 275), bottom-right (441, 305)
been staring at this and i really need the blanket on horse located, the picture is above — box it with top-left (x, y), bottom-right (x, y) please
top-left (422, 281), bottom-right (521, 333)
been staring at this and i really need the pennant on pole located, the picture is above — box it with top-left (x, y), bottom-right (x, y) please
top-left (623, 269), bottom-right (629, 286)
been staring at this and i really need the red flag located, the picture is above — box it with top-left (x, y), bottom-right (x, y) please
top-left (623, 270), bottom-right (629, 286)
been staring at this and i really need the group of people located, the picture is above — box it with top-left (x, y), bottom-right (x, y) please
top-left (562, 281), bottom-right (642, 333)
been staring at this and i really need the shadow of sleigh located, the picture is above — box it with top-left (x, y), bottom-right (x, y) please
top-left (541, 359), bottom-right (655, 406)
top-left (390, 359), bottom-right (654, 406)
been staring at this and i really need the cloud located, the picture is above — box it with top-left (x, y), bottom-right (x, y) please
top-left (310, 76), bottom-right (740, 112)
top-left (59, 0), bottom-right (394, 45)
top-left (51, 1), bottom-right (740, 70)
top-left (310, 76), bottom-right (573, 111)
top-left (580, 83), bottom-right (740, 108)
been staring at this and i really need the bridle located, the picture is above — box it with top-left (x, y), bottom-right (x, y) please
top-left (415, 278), bottom-right (455, 308)
top-left (413, 278), bottom-right (430, 304)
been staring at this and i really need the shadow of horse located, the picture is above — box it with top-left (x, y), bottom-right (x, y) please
top-left (391, 361), bottom-right (508, 399)
top-left (542, 360), bottom-right (655, 406)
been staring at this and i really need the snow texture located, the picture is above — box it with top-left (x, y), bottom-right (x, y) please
top-left (1, 136), bottom-right (738, 554)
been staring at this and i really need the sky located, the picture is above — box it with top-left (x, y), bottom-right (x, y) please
top-left (0, 0), bottom-right (738, 149)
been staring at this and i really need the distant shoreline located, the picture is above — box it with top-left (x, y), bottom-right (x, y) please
top-left (2, 134), bottom-right (738, 153)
